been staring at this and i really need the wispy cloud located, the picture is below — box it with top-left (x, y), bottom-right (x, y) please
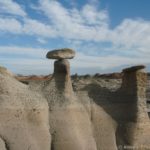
top-left (37, 38), bottom-right (47, 44)
top-left (0, 0), bottom-right (150, 74)
top-left (0, 0), bottom-right (150, 48)
top-left (0, 46), bottom-right (46, 58)
top-left (0, 0), bottom-right (26, 16)
top-left (0, 46), bottom-right (150, 75)
top-left (38, 0), bottom-right (109, 41)
top-left (0, 0), bottom-right (150, 49)
top-left (0, 17), bottom-right (22, 33)
top-left (22, 18), bottom-right (57, 37)
top-left (0, 46), bottom-right (52, 75)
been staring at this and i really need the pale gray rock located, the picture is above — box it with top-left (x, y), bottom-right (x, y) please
top-left (1, 61), bottom-right (150, 150)
top-left (46, 48), bottom-right (75, 59)
top-left (0, 66), bottom-right (14, 76)
top-left (0, 138), bottom-right (6, 150)
top-left (43, 58), bottom-right (97, 150)
top-left (0, 74), bottom-right (51, 150)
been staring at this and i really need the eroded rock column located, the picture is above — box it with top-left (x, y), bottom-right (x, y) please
top-left (119, 65), bottom-right (150, 147)
top-left (122, 65), bottom-right (149, 122)
top-left (45, 48), bottom-right (97, 150)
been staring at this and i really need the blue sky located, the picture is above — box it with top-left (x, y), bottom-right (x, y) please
top-left (0, 0), bottom-right (150, 75)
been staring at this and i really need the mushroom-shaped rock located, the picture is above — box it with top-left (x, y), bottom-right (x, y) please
top-left (122, 65), bottom-right (145, 73)
top-left (46, 48), bottom-right (75, 59)
top-left (44, 48), bottom-right (97, 150)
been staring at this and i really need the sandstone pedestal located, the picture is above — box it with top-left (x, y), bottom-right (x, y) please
top-left (45, 48), bottom-right (97, 150)
top-left (122, 65), bottom-right (149, 122)
top-left (118, 65), bottom-right (150, 148)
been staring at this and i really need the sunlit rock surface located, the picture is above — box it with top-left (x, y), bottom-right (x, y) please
top-left (0, 49), bottom-right (150, 150)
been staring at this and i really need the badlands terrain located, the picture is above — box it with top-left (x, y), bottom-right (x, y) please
top-left (0, 48), bottom-right (150, 150)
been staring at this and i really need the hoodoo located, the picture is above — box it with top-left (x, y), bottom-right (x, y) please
top-left (0, 48), bottom-right (150, 150)
top-left (44, 48), bottom-right (97, 150)
top-left (119, 65), bottom-right (150, 147)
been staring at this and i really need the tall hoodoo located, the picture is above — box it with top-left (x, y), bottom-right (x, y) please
top-left (46, 48), bottom-right (75, 96)
top-left (45, 48), bottom-right (97, 150)
top-left (118, 65), bottom-right (150, 147)
top-left (122, 65), bottom-right (149, 122)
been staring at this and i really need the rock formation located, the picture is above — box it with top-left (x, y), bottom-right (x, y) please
top-left (116, 65), bottom-right (150, 148)
top-left (44, 48), bottom-right (97, 150)
top-left (0, 138), bottom-right (7, 150)
top-left (0, 48), bottom-right (150, 150)
top-left (0, 66), bottom-right (14, 76)
top-left (0, 69), bottom-right (51, 150)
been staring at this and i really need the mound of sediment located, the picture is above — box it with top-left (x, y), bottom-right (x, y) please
top-left (0, 73), bottom-right (50, 150)
top-left (0, 66), bottom-right (14, 76)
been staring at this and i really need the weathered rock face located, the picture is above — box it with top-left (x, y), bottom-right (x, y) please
top-left (118, 65), bottom-right (150, 147)
top-left (46, 48), bottom-right (75, 59)
top-left (0, 138), bottom-right (6, 150)
top-left (0, 74), bottom-right (51, 150)
top-left (1, 49), bottom-right (150, 150)
top-left (53, 59), bottom-right (73, 96)
top-left (122, 65), bottom-right (148, 122)
top-left (0, 66), bottom-right (14, 76)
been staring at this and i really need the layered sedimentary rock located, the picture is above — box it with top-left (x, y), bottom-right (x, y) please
top-left (117, 65), bottom-right (150, 148)
top-left (0, 48), bottom-right (150, 150)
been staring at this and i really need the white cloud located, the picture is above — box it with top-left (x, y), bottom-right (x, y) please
top-left (38, 0), bottom-right (109, 41)
top-left (22, 18), bottom-right (57, 37)
top-left (72, 52), bottom-right (150, 70)
top-left (1, 57), bottom-right (53, 75)
top-left (0, 46), bottom-right (47, 59)
top-left (36, 0), bottom-right (150, 57)
top-left (0, 46), bottom-right (46, 58)
top-left (0, 46), bottom-right (53, 75)
top-left (0, 0), bottom-right (26, 17)
top-left (81, 4), bottom-right (108, 26)
top-left (112, 19), bottom-right (150, 48)
top-left (0, 46), bottom-right (150, 75)
top-left (37, 38), bottom-right (47, 44)
top-left (0, 0), bottom-right (149, 53)
top-left (0, 0), bottom-right (150, 74)
top-left (0, 0), bottom-right (149, 45)
top-left (0, 17), bottom-right (22, 33)
top-left (0, 17), bottom-right (58, 38)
